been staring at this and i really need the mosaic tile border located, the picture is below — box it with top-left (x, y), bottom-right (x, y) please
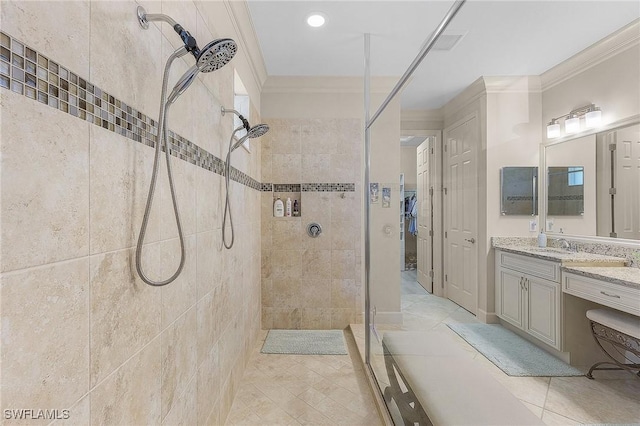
top-left (301, 183), bottom-right (356, 192)
top-left (0, 31), bottom-right (355, 195)
top-left (272, 184), bottom-right (301, 192)
top-left (0, 31), bottom-right (262, 191)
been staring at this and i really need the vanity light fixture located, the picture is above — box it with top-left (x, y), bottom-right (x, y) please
top-left (546, 104), bottom-right (602, 138)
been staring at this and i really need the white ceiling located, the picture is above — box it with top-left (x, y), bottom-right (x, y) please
top-left (246, 1), bottom-right (640, 110)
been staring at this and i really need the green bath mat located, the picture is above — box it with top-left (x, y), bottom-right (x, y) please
top-left (261, 330), bottom-right (348, 355)
top-left (447, 323), bottom-right (583, 377)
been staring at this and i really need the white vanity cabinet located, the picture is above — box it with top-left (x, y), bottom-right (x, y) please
top-left (495, 250), bottom-right (562, 350)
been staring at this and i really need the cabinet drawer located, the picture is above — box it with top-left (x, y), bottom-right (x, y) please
top-left (563, 272), bottom-right (640, 317)
top-left (498, 251), bottom-right (560, 283)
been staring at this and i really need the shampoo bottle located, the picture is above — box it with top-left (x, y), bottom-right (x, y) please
top-left (538, 230), bottom-right (547, 248)
top-left (285, 197), bottom-right (292, 217)
top-left (273, 197), bottom-right (284, 217)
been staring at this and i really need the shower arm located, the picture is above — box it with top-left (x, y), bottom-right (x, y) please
top-left (221, 106), bottom-right (251, 131)
top-left (137, 7), bottom-right (199, 56)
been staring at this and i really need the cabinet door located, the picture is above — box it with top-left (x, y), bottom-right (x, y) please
top-left (496, 268), bottom-right (524, 329)
top-left (526, 276), bottom-right (560, 349)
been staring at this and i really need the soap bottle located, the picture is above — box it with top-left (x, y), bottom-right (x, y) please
top-left (273, 197), bottom-right (284, 217)
top-left (293, 200), bottom-right (299, 216)
top-left (285, 197), bottom-right (292, 217)
top-left (538, 229), bottom-right (547, 248)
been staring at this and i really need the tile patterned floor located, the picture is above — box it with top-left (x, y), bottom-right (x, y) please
top-left (225, 330), bottom-right (382, 425)
top-left (352, 270), bottom-right (640, 425)
top-left (226, 270), bottom-right (639, 425)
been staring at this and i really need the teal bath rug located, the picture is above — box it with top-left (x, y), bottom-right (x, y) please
top-left (261, 330), bottom-right (348, 355)
top-left (447, 323), bottom-right (583, 377)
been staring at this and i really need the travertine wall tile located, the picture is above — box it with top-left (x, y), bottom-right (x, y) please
top-left (1, 91), bottom-right (90, 272)
top-left (262, 117), bottom-right (362, 329)
top-left (0, 258), bottom-right (89, 422)
top-left (90, 338), bottom-right (162, 425)
top-left (1, 2), bottom-right (262, 424)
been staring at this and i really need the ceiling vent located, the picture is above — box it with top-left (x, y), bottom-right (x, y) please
top-left (423, 31), bottom-right (466, 52)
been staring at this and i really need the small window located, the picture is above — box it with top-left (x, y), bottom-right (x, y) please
top-left (233, 70), bottom-right (250, 152)
top-left (567, 167), bottom-right (583, 186)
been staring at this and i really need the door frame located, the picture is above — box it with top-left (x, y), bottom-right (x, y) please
top-left (402, 129), bottom-right (443, 295)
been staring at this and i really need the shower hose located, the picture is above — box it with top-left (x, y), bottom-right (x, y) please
top-left (135, 48), bottom-right (187, 286)
top-left (222, 128), bottom-right (240, 249)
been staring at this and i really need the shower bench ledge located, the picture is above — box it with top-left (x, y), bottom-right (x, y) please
top-left (382, 330), bottom-right (544, 425)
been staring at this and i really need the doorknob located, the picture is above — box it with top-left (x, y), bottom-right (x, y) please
top-left (465, 237), bottom-right (476, 244)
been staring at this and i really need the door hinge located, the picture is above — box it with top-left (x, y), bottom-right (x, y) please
top-left (430, 147), bottom-right (434, 154)
top-left (429, 230), bottom-right (433, 237)
top-left (429, 187), bottom-right (434, 196)
top-left (609, 188), bottom-right (617, 195)
top-left (445, 231), bottom-right (448, 238)
top-left (609, 143), bottom-right (617, 151)
top-left (444, 144), bottom-right (447, 152)
top-left (445, 274), bottom-right (448, 282)
top-left (443, 187), bottom-right (448, 195)
top-left (429, 270), bottom-right (434, 278)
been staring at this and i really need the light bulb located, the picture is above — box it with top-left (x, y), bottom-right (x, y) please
top-left (307, 14), bottom-right (325, 27)
top-left (565, 115), bottom-right (580, 134)
top-left (547, 121), bottom-right (560, 138)
top-left (585, 108), bottom-right (602, 128)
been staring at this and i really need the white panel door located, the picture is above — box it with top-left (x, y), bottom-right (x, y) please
top-left (615, 125), bottom-right (640, 240)
top-left (444, 116), bottom-right (478, 314)
top-left (417, 138), bottom-right (432, 293)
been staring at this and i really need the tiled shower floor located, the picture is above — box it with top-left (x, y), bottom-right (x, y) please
top-left (224, 330), bottom-right (382, 425)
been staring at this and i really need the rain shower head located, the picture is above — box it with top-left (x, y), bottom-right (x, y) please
top-left (247, 124), bottom-right (269, 139)
top-left (138, 7), bottom-right (237, 105)
top-left (231, 124), bottom-right (269, 152)
top-left (196, 39), bottom-right (237, 72)
top-left (165, 39), bottom-right (237, 105)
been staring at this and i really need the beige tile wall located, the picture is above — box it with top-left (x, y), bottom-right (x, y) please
top-left (0, 1), bottom-right (261, 424)
top-left (261, 119), bottom-right (363, 330)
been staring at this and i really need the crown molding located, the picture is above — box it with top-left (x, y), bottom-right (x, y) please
top-left (223, 0), bottom-right (268, 93)
top-left (483, 76), bottom-right (542, 94)
top-left (443, 77), bottom-right (487, 118)
top-left (262, 76), bottom-right (398, 94)
top-left (541, 19), bottom-right (640, 92)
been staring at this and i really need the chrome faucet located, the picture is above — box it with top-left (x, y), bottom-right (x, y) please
top-left (558, 238), bottom-right (570, 250)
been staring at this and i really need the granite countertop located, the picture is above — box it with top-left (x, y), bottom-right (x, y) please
top-left (493, 243), bottom-right (627, 266)
top-left (562, 266), bottom-right (640, 290)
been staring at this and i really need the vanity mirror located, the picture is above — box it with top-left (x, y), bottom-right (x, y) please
top-left (542, 119), bottom-right (640, 241)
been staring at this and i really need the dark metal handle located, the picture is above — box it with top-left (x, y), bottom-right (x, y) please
top-left (600, 291), bottom-right (620, 299)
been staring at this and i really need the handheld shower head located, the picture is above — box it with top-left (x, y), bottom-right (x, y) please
top-left (166, 64), bottom-right (198, 105)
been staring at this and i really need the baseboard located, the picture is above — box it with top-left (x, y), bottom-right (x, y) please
top-left (478, 309), bottom-right (499, 324)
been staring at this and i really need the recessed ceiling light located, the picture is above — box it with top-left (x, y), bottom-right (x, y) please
top-left (307, 13), bottom-right (325, 28)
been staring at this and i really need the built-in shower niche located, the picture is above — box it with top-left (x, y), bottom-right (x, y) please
top-left (272, 184), bottom-right (301, 218)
